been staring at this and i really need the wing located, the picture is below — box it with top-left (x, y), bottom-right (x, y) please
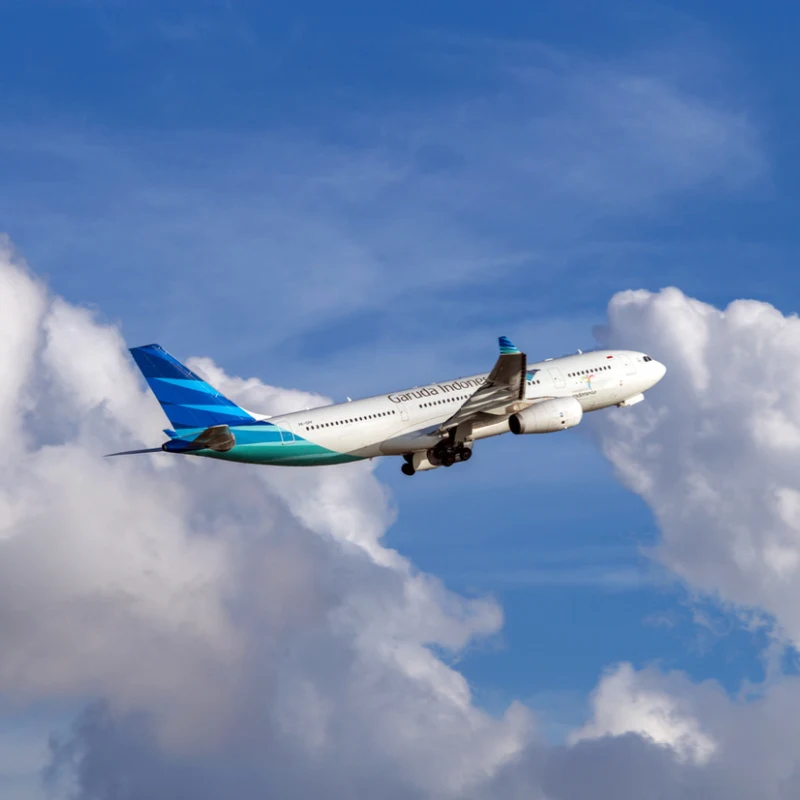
top-left (437, 336), bottom-right (528, 434)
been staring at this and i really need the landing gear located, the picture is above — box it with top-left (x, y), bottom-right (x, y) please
top-left (403, 439), bottom-right (473, 475)
top-left (431, 441), bottom-right (473, 467)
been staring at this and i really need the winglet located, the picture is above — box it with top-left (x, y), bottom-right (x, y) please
top-left (498, 336), bottom-right (521, 355)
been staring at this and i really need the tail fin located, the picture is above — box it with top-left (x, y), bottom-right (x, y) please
top-left (130, 344), bottom-right (255, 431)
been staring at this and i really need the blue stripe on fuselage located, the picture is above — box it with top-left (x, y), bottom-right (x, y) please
top-left (169, 422), bottom-right (362, 466)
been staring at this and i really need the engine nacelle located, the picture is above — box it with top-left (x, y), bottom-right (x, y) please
top-left (509, 397), bottom-right (583, 434)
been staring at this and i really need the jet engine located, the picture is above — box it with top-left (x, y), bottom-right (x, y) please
top-left (509, 397), bottom-right (583, 434)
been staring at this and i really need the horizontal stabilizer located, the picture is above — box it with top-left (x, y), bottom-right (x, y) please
top-left (105, 447), bottom-right (163, 458)
top-left (105, 425), bottom-right (236, 459)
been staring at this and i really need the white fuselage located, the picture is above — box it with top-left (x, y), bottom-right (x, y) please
top-left (268, 350), bottom-right (666, 459)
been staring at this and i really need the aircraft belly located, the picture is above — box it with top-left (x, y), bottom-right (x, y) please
top-left (205, 442), bottom-right (362, 466)
top-left (379, 432), bottom-right (441, 455)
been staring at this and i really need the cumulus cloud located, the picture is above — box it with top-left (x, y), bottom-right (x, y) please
top-left (486, 659), bottom-right (800, 800)
top-left (0, 238), bottom-right (529, 797)
top-left (479, 286), bottom-right (800, 800)
top-left (8, 236), bottom-right (800, 800)
top-left (596, 287), bottom-right (800, 644)
top-left (570, 662), bottom-right (716, 764)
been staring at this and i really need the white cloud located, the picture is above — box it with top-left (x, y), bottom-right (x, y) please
top-left (570, 662), bottom-right (716, 764)
top-left (469, 286), bottom-right (800, 799)
top-left (0, 239), bottom-right (530, 797)
top-left (594, 287), bottom-right (800, 645)
top-left (6, 248), bottom-right (800, 800)
top-left (483, 659), bottom-right (800, 800)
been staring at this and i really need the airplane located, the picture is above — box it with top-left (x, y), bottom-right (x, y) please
top-left (109, 337), bottom-right (666, 476)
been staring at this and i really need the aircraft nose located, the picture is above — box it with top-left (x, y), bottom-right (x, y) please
top-left (653, 360), bottom-right (667, 383)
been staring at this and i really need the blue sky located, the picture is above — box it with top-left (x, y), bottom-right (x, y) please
top-left (2, 1), bottom-right (800, 794)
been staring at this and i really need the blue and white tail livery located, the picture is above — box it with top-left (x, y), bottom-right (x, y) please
top-left (111, 338), bottom-right (667, 475)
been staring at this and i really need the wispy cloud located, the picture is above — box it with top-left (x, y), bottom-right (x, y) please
top-left (447, 560), bottom-right (667, 592)
top-left (0, 30), bottom-right (768, 397)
